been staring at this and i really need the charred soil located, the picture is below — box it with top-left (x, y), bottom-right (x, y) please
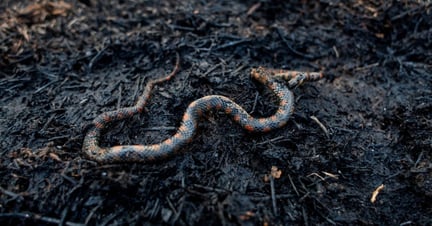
top-left (1, 0), bottom-right (431, 225)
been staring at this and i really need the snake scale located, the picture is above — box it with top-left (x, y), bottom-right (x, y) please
top-left (82, 53), bottom-right (323, 163)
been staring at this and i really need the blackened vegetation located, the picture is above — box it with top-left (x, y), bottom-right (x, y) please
top-left (1, 0), bottom-right (431, 225)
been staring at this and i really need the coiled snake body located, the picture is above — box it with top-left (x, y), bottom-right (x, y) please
top-left (82, 54), bottom-right (323, 163)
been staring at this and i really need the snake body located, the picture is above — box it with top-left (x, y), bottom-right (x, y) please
top-left (82, 55), bottom-right (323, 163)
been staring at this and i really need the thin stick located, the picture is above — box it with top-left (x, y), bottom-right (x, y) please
top-left (310, 115), bottom-right (330, 138)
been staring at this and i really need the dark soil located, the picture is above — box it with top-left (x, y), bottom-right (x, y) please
top-left (1, 0), bottom-right (431, 225)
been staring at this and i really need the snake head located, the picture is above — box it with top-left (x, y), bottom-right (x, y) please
top-left (251, 67), bottom-right (266, 81)
top-left (251, 67), bottom-right (273, 85)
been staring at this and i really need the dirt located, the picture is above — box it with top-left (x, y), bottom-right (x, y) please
top-left (0, 0), bottom-right (431, 225)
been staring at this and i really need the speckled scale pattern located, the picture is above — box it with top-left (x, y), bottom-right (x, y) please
top-left (82, 57), bottom-right (323, 163)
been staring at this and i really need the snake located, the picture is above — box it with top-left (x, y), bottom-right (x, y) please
top-left (82, 53), bottom-right (323, 163)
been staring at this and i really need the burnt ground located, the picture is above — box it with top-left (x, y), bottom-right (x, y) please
top-left (0, 0), bottom-right (431, 225)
